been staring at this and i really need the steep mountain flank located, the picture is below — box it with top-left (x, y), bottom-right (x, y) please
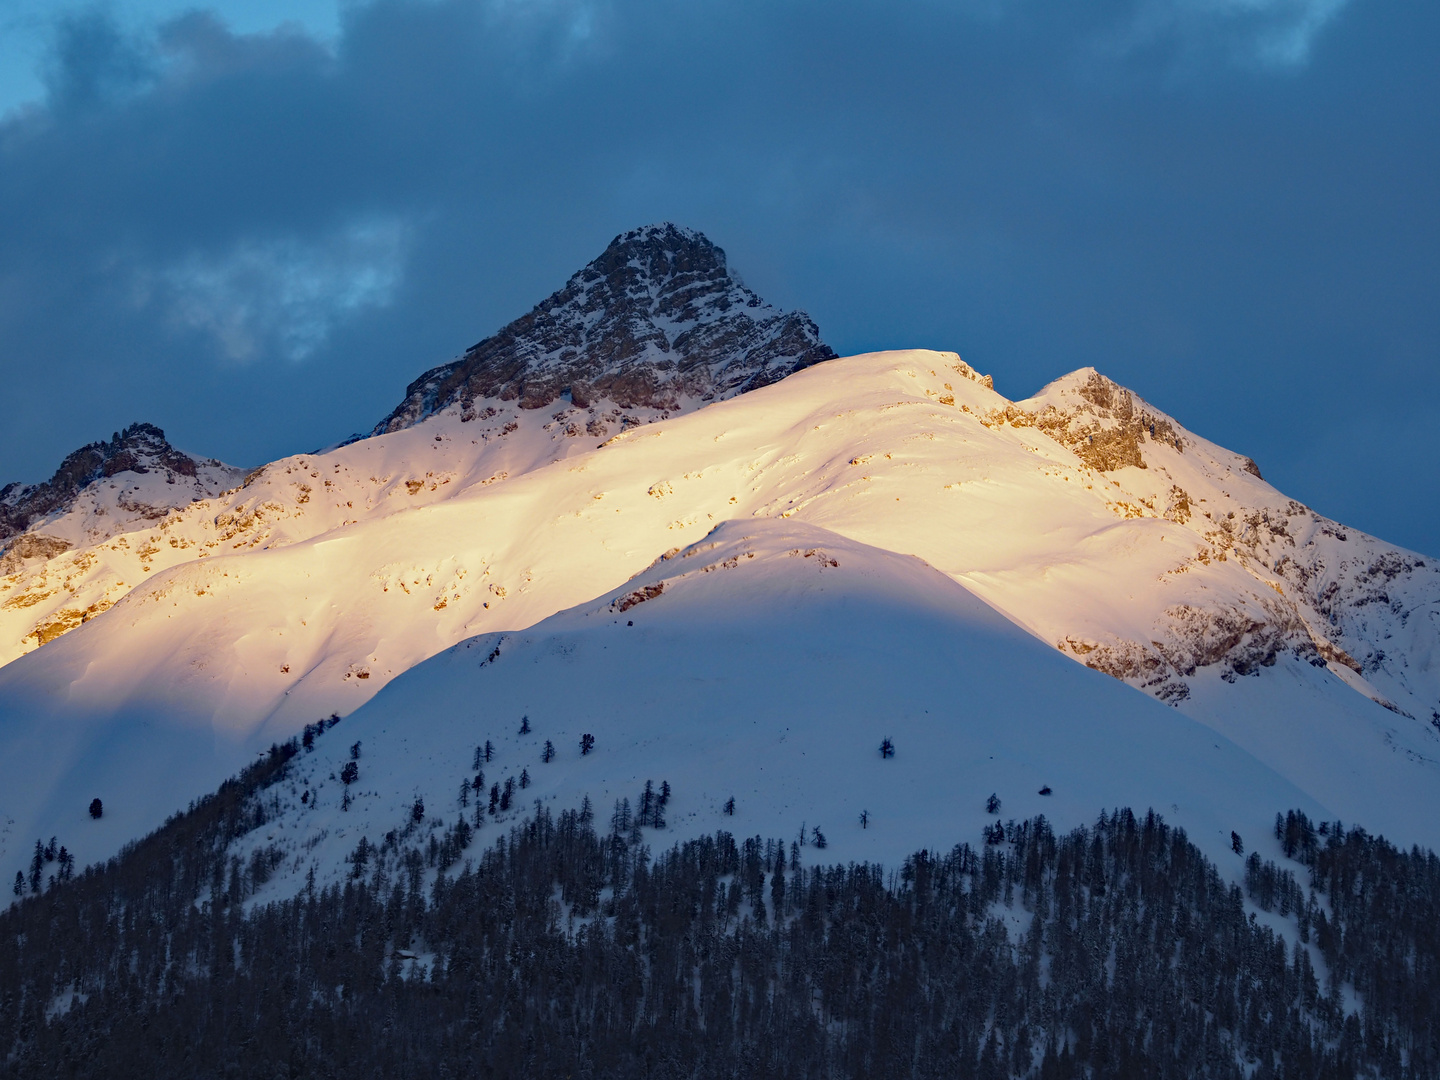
top-left (372, 223), bottom-right (836, 433)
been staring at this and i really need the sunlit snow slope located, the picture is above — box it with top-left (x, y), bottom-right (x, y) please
top-left (3, 349), bottom-right (1439, 879)
top-left (231, 519), bottom-right (1334, 903)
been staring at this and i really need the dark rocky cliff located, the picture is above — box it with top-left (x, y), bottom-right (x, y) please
top-left (373, 223), bottom-right (836, 434)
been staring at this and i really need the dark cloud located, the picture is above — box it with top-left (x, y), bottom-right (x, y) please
top-left (0, 0), bottom-right (1436, 552)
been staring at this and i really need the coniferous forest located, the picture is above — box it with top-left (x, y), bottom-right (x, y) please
top-left (1, 739), bottom-right (1438, 1079)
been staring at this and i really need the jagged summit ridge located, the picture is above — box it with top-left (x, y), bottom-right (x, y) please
top-left (0, 423), bottom-right (228, 543)
top-left (373, 223), bottom-right (837, 433)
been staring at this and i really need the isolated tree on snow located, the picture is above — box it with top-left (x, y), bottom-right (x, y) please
top-left (986, 793), bottom-right (1001, 815)
top-left (350, 740), bottom-right (362, 760)
top-left (1231, 831), bottom-right (1244, 855)
top-left (489, 783), bottom-right (500, 815)
top-left (341, 761), bottom-right (359, 785)
top-left (473, 746), bottom-right (484, 771)
top-left (519, 768), bottom-right (530, 790)
top-left (411, 796), bottom-right (425, 823)
top-left (723, 796), bottom-right (736, 816)
top-left (88, 798), bottom-right (103, 819)
top-left (457, 780), bottom-right (469, 809)
top-left (859, 809), bottom-right (869, 829)
top-left (542, 740), bottom-right (555, 763)
top-left (880, 737), bottom-right (894, 759)
top-left (485, 740), bottom-right (495, 763)
top-left (811, 826), bottom-right (827, 849)
top-left (519, 715), bottom-right (531, 735)
top-left (580, 733), bottom-right (595, 756)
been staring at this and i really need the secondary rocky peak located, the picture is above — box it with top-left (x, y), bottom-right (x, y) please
top-left (0, 423), bottom-right (228, 543)
top-left (373, 223), bottom-right (837, 434)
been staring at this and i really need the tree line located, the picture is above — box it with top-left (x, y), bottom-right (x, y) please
top-left (0, 748), bottom-right (1436, 1078)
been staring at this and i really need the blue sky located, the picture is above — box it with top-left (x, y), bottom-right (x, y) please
top-left (0, 0), bottom-right (1435, 554)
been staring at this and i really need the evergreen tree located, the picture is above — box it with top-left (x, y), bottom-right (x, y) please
top-left (723, 796), bottom-right (736, 816)
top-left (10, 872), bottom-right (21, 897)
top-left (880, 736), bottom-right (895, 759)
top-left (541, 740), bottom-right (555, 763)
top-left (519, 768), bottom-right (530, 790)
top-left (1232, 830), bottom-right (1245, 855)
top-left (28, 840), bottom-right (43, 893)
top-left (411, 796), bottom-right (425, 823)
top-left (519, 715), bottom-right (531, 735)
top-left (986, 793), bottom-right (1001, 814)
top-left (88, 797), bottom-right (103, 819)
top-left (580, 733), bottom-right (595, 756)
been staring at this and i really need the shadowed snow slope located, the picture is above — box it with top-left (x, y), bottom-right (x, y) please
top-left (3, 350), bottom-right (1439, 879)
top-left (234, 519), bottom-right (1328, 901)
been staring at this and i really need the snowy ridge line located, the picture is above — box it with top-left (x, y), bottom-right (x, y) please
top-left (1, 348), bottom-right (1438, 882)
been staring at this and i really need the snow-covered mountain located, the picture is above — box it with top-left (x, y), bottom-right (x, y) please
top-left (227, 517), bottom-right (1330, 904)
top-left (2, 225), bottom-right (1438, 896)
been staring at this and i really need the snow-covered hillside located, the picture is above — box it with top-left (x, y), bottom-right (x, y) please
top-left (3, 346), bottom-right (1439, 885)
top-left (231, 518), bottom-right (1342, 903)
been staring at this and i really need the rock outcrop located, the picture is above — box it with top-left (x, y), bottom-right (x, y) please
top-left (373, 223), bottom-right (836, 434)
top-left (0, 423), bottom-right (228, 544)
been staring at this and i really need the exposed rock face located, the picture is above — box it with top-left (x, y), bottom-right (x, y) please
top-left (999, 370), bottom-right (1186, 472)
top-left (373, 223), bottom-right (837, 434)
top-left (0, 423), bottom-right (229, 544)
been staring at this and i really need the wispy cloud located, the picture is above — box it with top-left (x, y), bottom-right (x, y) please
top-left (1107, 0), bottom-right (1355, 69)
top-left (158, 219), bottom-right (410, 362)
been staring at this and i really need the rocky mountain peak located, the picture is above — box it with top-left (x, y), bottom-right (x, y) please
top-left (373, 223), bottom-right (837, 434)
top-left (0, 423), bottom-right (227, 544)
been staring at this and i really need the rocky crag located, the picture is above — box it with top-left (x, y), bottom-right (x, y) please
top-left (0, 424), bottom-right (242, 565)
top-left (999, 370), bottom-right (1439, 723)
top-left (373, 223), bottom-right (836, 434)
